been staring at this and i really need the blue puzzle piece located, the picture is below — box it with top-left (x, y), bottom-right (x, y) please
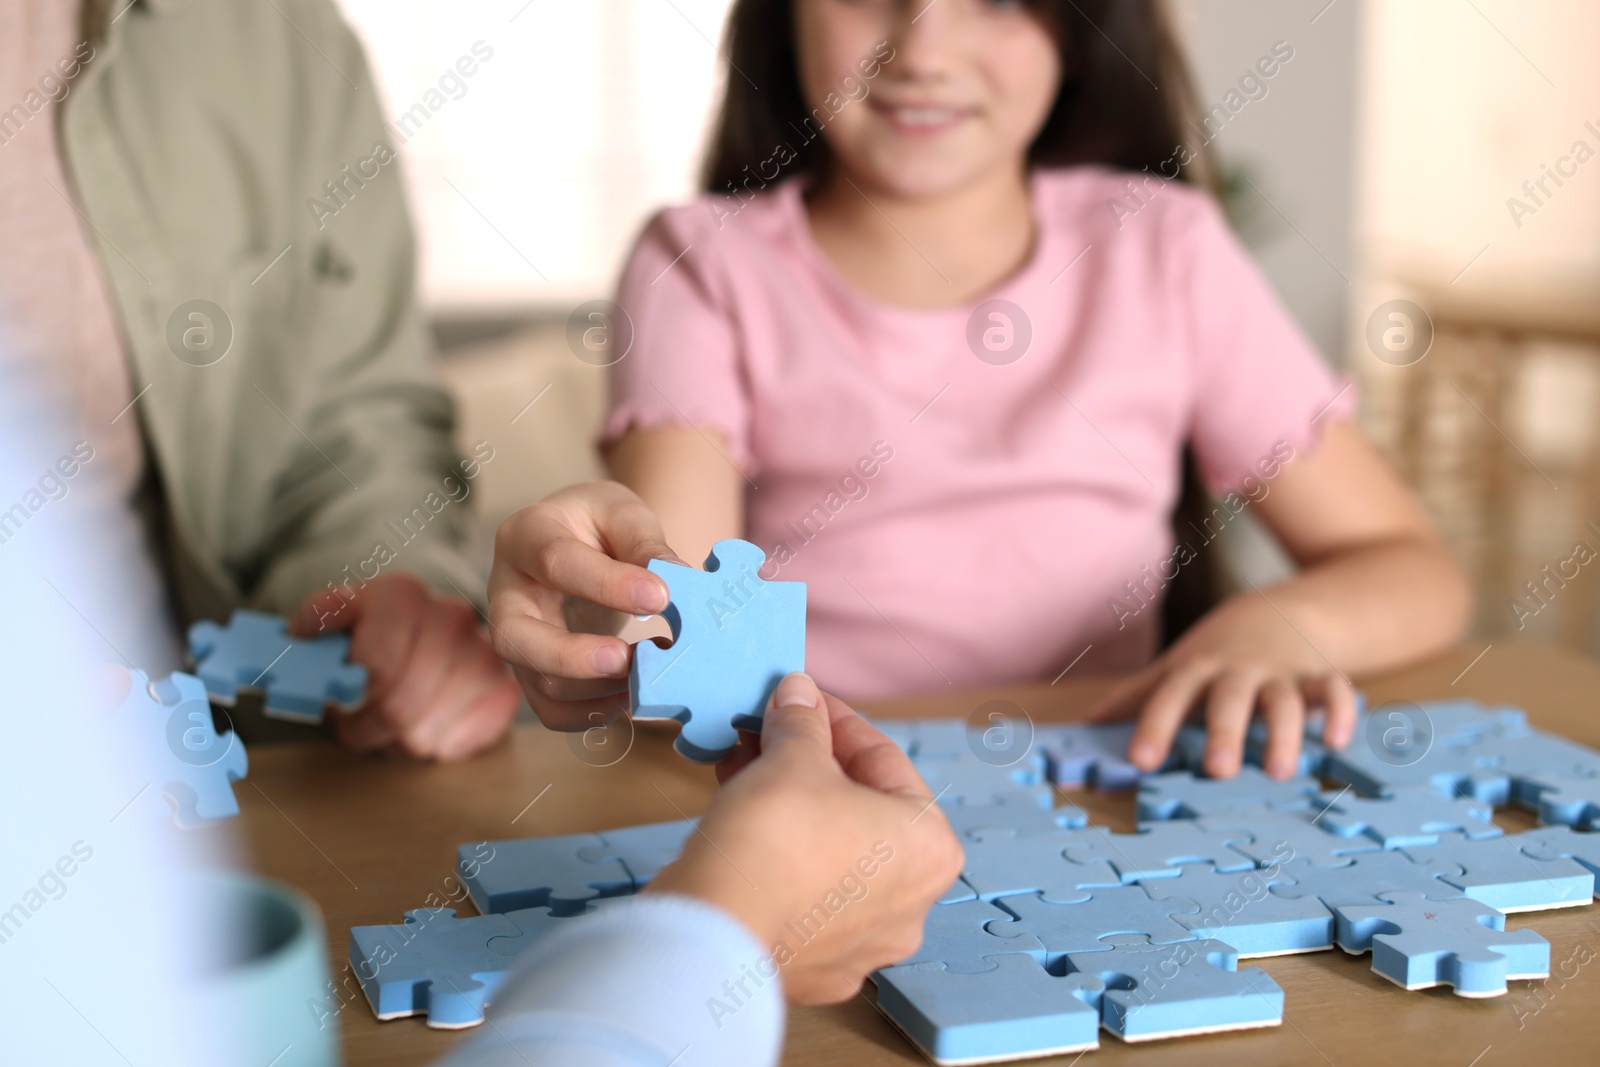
top-left (187, 610), bottom-right (367, 722)
top-left (1331, 891), bottom-right (1550, 997)
top-left (460, 832), bottom-right (634, 915)
top-left (961, 829), bottom-right (1119, 901)
top-left (1062, 822), bottom-right (1257, 883)
top-left (349, 902), bottom-right (616, 1028)
top-left (573, 819), bottom-right (697, 888)
top-left (1039, 722), bottom-right (1176, 791)
top-left (1222, 808), bottom-right (1384, 869)
top-left (1416, 700), bottom-right (1530, 745)
top-left (1137, 768), bottom-right (1319, 822)
top-left (919, 757), bottom-right (1051, 809)
top-left (1173, 724), bottom-right (1329, 779)
top-left (1323, 736), bottom-right (1511, 805)
top-left (1269, 851), bottom-right (1466, 909)
top-left (1315, 788), bottom-right (1501, 849)
top-left (630, 540), bottom-right (805, 762)
top-left (898, 899), bottom-right (1047, 972)
top-left (1400, 832), bottom-right (1592, 912)
top-left (1143, 869), bottom-right (1335, 956)
top-left (116, 670), bottom-right (248, 827)
top-left (1515, 825), bottom-right (1600, 887)
top-left (939, 797), bottom-right (1088, 841)
top-left (1065, 935), bottom-right (1285, 1041)
top-left (873, 954), bottom-right (1104, 1065)
top-left (901, 719), bottom-right (975, 761)
top-left (990, 887), bottom-right (1201, 958)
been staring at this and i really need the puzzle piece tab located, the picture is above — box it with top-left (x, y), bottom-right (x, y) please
top-left (630, 540), bottom-right (805, 762)
top-left (187, 610), bottom-right (367, 722)
top-left (116, 670), bottom-right (248, 827)
top-left (1066, 935), bottom-right (1284, 1041)
top-left (1332, 891), bottom-right (1549, 997)
top-left (1514, 825), bottom-right (1600, 887)
top-left (898, 898), bottom-right (1047, 972)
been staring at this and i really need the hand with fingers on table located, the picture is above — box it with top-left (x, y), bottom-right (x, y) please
top-left (1088, 593), bottom-right (1360, 781)
top-left (487, 481), bottom-right (687, 733)
top-left (648, 672), bottom-right (965, 1004)
top-left (289, 574), bottom-right (522, 762)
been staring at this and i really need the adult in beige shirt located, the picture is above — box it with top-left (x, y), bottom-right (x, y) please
top-left (0, 0), bottom-right (519, 760)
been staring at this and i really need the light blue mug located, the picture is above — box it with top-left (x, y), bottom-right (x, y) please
top-left (199, 872), bottom-right (340, 1067)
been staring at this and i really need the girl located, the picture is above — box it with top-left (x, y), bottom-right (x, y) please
top-left (490, 0), bottom-right (1471, 780)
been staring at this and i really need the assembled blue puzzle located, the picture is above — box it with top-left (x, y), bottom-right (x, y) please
top-left (351, 694), bottom-right (1600, 1064)
top-left (116, 669), bottom-right (248, 828)
top-left (629, 539), bottom-right (805, 762)
top-left (187, 609), bottom-right (367, 722)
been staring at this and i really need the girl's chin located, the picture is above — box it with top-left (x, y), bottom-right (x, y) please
top-left (848, 157), bottom-right (1008, 202)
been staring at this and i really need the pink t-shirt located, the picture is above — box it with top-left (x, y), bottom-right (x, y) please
top-left (603, 168), bottom-right (1353, 702)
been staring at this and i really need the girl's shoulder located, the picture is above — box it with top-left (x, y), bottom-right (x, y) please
top-left (1031, 165), bottom-right (1225, 245)
top-left (633, 180), bottom-right (806, 258)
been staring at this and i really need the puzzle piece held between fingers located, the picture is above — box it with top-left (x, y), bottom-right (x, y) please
top-left (630, 540), bottom-right (806, 762)
top-left (187, 610), bottom-right (367, 722)
top-left (116, 670), bottom-right (249, 827)
top-left (1331, 891), bottom-right (1550, 997)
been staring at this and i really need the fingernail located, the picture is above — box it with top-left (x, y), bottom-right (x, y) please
top-left (772, 672), bottom-right (819, 710)
top-left (594, 642), bottom-right (628, 675)
top-left (632, 578), bottom-right (668, 614)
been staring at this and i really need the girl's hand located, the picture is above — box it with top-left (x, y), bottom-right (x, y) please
top-left (647, 673), bottom-right (964, 1005)
top-left (487, 481), bottom-right (685, 731)
top-left (1088, 594), bottom-right (1360, 780)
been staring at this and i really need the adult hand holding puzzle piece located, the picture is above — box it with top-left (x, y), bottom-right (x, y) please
top-left (649, 673), bottom-right (965, 1004)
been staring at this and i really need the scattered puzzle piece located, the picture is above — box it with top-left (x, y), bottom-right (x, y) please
top-left (873, 953), bottom-right (1105, 1065)
top-left (990, 887), bottom-right (1201, 957)
top-left (116, 669), bottom-right (248, 827)
top-left (1332, 891), bottom-right (1549, 997)
top-left (1067, 935), bottom-right (1284, 1041)
top-left (187, 610), bottom-right (367, 722)
top-left (1137, 768), bottom-right (1319, 822)
top-left (1401, 832), bottom-right (1592, 912)
top-left (460, 833), bottom-right (634, 916)
top-left (630, 540), bottom-right (805, 762)
top-left (1063, 822), bottom-right (1257, 883)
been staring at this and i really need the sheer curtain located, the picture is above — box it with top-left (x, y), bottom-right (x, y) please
top-left (335, 0), bottom-right (735, 313)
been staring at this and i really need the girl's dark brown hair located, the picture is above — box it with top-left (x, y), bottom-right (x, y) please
top-left (703, 0), bottom-right (1216, 196)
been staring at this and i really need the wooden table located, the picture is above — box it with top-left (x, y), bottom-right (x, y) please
top-left (239, 641), bottom-right (1600, 1066)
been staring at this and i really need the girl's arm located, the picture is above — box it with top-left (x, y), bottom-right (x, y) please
top-left (607, 425), bottom-right (747, 569)
top-left (1094, 420), bottom-right (1474, 780)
